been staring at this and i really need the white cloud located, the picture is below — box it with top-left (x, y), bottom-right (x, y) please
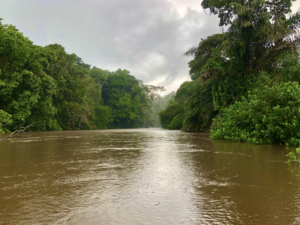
top-left (1, 0), bottom-right (297, 94)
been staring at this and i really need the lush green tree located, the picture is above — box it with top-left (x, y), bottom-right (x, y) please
top-left (90, 66), bottom-right (109, 85)
top-left (41, 44), bottom-right (102, 130)
top-left (179, 0), bottom-right (300, 132)
top-left (182, 80), bottom-right (217, 132)
top-left (0, 19), bottom-right (158, 132)
top-left (94, 105), bottom-right (113, 129)
top-left (159, 102), bottom-right (184, 129)
top-left (174, 81), bottom-right (195, 103)
top-left (0, 22), bottom-right (57, 131)
top-left (102, 69), bottom-right (155, 128)
top-left (159, 81), bottom-right (195, 130)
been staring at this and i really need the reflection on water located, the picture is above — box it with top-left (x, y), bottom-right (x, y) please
top-left (0, 128), bottom-right (300, 224)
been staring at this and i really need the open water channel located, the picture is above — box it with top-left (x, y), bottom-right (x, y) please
top-left (0, 128), bottom-right (300, 224)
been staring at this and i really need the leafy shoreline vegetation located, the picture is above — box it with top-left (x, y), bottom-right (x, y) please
top-left (1, 1), bottom-right (300, 162)
top-left (0, 18), bottom-right (166, 134)
top-left (159, 0), bottom-right (300, 161)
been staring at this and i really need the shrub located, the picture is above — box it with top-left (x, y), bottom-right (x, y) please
top-left (211, 82), bottom-right (300, 146)
top-left (287, 148), bottom-right (300, 163)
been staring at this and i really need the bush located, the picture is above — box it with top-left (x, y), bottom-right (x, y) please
top-left (211, 82), bottom-right (300, 146)
top-left (287, 148), bottom-right (300, 163)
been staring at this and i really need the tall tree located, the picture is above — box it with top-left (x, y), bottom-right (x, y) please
top-left (0, 22), bottom-right (57, 131)
top-left (181, 0), bottom-right (300, 131)
top-left (102, 69), bottom-right (157, 128)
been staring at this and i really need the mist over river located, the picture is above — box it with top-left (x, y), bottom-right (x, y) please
top-left (0, 128), bottom-right (300, 224)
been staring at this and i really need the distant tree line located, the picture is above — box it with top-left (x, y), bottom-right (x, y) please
top-left (151, 92), bottom-right (175, 127)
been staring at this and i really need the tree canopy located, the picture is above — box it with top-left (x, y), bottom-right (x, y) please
top-left (161, 0), bottom-right (300, 137)
top-left (0, 19), bottom-right (161, 133)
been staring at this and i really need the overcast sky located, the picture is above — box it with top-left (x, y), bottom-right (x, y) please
top-left (1, 0), bottom-right (300, 94)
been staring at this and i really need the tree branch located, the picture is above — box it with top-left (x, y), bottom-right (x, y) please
top-left (0, 122), bottom-right (37, 141)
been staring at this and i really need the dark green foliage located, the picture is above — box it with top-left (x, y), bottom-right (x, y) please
top-left (211, 82), bottom-right (300, 146)
top-left (182, 81), bottom-right (216, 132)
top-left (287, 148), bottom-right (300, 163)
top-left (0, 109), bottom-right (12, 133)
top-left (94, 105), bottom-right (113, 129)
top-left (174, 81), bottom-right (195, 103)
top-left (273, 52), bottom-right (300, 83)
top-left (0, 20), bottom-right (158, 132)
top-left (159, 102), bottom-right (184, 129)
top-left (90, 66), bottom-right (109, 84)
top-left (159, 0), bottom-right (300, 164)
top-left (101, 69), bottom-right (153, 128)
top-left (168, 113), bottom-right (185, 130)
top-left (178, 0), bottom-right (300, 162)
top-left (177, 0), bottom-right (300, 133)
top-left (0, 23), bottom-right (57, 131)
top-left (159, 81), bottom-right (195, 130)
top-left (41, 44), bottom-right (101, 130)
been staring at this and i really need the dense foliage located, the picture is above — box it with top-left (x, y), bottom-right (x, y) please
top-left (159, 0), bottom-right (300, 163)
top-left (102, 70), bottom-right (155, 128)
top-left (0, 19), bottom-right (160, 133)
top-left (211, 82), bottom-right (300, 146)
top-left (159, 81), bottom-right (194, 130)
top-left (159, 102), bottom-right (184, 129)
top-left (183, 0), bottom-right (300, 131)
top-left (287, 147), bottom-right (300, 163)
top-left (161, 0), bottom-right (300, 141)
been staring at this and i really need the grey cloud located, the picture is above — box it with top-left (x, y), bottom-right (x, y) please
top-left (0, 0), bottom-right (221, 93)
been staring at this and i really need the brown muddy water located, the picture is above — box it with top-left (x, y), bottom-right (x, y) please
top-left (0, 128), bottom-right (299, 225)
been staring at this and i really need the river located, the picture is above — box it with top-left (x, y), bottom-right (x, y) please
top-left (0, 128), bottom-right (299, 224)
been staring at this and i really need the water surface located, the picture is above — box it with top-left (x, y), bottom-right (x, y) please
top-left (0, 128), bottom-right (299, 224)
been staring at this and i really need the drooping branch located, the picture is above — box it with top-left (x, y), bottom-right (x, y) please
top-left (0, 122), bottom-right (37, 140)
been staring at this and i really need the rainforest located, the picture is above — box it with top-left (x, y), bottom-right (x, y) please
top-left (1, 0), bottom-right (300, 152)
top-left (0, 18), bottom-right (169, 133)
top-left (159, 0), bottom-right (300, 159)
top-left (1, 1), bottom-right (300, 224)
